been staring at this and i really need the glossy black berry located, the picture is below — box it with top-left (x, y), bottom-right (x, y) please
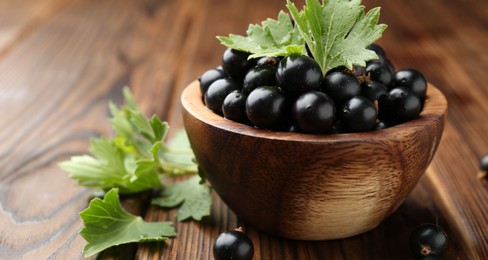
top-left (223, 90), bottom-right (248, 123)
top-left (410, 224), bottom-right (448, 258)
top-left (392, 69), bottom-right (427, 101)
top-left (246, 86), bottom-right (287, 130)
top-left (204, 78), bottom-right (240, 115)
top-left (222, 48), bottom-right (256, 81)
top-left (276, 54), bottom-right (323, 97)
top-left (480, 154), bottom-right (488, 171)
top-left (213, 229), bottom-right (254, 260)
top-left (292, 91), bottom-right (336, 134)
top-left (361, 81), bottom-right (388, 103)
top-left (383, 87), bottom-right (421, 124)
top-left (199, 68), bottom-right (227, 96)
top-left (242, 64), bottom-right (277, 95)
top-left (340, 96), bottom-right (377, 132)
top-left (365, 61), bottom-right (394, 86)
top-left (372, 120), bottom-right (389, 131)
top-left (322, 72), bottom-right (361, 107)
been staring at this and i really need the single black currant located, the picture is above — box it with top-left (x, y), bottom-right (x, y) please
top-left (392, 69), bottom-right (428, 102)
top-left (257, 56), bottom-right (280, 66)
top-left (361, 81), bottom-right (388, 103)
top-left (222, 90), bottom-right (248, 123)
top-left (292, 91), bottom-right (336, 134)
top-left (322, 71), bottom-right (361, 108)
top-left (222, 48), bottom-right (256, 81)
top-left (204, 78), bottom-right (240, 115)
top-left (213, 228), bottom-right (254, 260)
top-left (410, 224), bottom-right (448, 258)
top-left (276, 54), bottom-right (323, 97)
top-left (480, 154), bottom-right (488, 171)
top-left (365, 61), bottom-right (394, 86)
top-left (199, 68), bottom-right (227, 96)
top-left (340, 96), bottom-right (377, 132)
top-left (242, 64), bottom-right (277, 95)
top-left (246, 86), bottom-right (288, 130)
top-left (383, 87), bottom-right (421, 124)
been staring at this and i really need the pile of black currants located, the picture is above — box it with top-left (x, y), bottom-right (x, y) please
top-left (199, 44), bottom-right (428, 134)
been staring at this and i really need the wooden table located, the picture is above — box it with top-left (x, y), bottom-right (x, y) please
top-left (1, 0), bottom-right (487, 259)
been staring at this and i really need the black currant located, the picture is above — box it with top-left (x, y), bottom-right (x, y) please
top-left (383, 87), bottom-right (421, 124)
top-left (340, 96), bottom-right (377, 132)
top-left (204, 78), bottom-right (240, 115)
top-left (199, 68), bottom-right (227, 96)
top-left (322, 71), bottom-right (361, 108)
top-left (361, 81), bottom-right (388, 103)
top-left (372, 120), bottom-right (389, 131)
top-left (246, 86), bottom-right (288, 130)
top-left (276, 54), bottom-right (323, 97)
top-left (365, 61), bottom-right (394, 86)
top-left (213, 228), bottom-right (254, 260)
top-left (222, 48), bottom-right (256, 81)
top-left (392, 69), bottom-right (428, 102)
top-left (292, 91), bottom-right (336, 134)
top-left (242, 64), bottom-right (277, 95)
top-left (410, 224), bottom-right (448, 258)
top-left (222, 90), bottom-right (248, 123)
top-left (480, 154), bottom-right (488, 171)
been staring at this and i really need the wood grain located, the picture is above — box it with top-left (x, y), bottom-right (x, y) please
top-left (0, 0), bottom-right (486, 259)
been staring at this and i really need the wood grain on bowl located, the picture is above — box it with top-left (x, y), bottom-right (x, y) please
top-left (181, 81), bottom-right (447, 240)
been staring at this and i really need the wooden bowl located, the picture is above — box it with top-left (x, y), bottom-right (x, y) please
top-left (181, 80), bottom-right (447, 240)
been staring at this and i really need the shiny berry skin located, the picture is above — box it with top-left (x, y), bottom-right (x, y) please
top-left (340, 96), bottom-right (377, 132)
top-left (213, 229), bottom-right (254, 260)
top-left (410, 224), bottom-right (448, 258)
top-left (199, 68), bottom-right (226, 96)
top-left (204, 78), bottom-right (240, 115)
top-left (361, 81), bottom-right (388, 103)
top-left (365, 61), bottom-right (394, 86)
top-left (322, 72), bottom-right (361, 107)
top-left (384, 87), bottom-right (421, 124)
top-left (222, 48), bottom-right (256, 81)
top-left (222, 90), bottom-right (248, 123)
top-left (392, 69), bottom-right (427, 101)
top-left (242, 64), bottom-right (277, 95)
top-left (292, 91), bottom-right (336, 134)
top-left (246, 86), bottom-right (287, 130)
top-left (480, 154), bottom-right (488, 171)
top-left (276, 54), bottom-right (323, 97)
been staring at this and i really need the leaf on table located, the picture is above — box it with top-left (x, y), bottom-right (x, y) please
top-left (287, 0), bottom-right (387, 74)
top-left (217, 10), bottom-right (304, 59)
top-left (152, 175), bottom-right (212, 221)
top-left (80, 188), bottom-right (176, 257)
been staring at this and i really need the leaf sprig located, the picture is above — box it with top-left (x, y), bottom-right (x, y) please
top-left (217, 0), bottom-right (387, 75)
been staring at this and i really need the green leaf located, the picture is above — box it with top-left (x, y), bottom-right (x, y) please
top-left (217, 11), bottom-right (304, 58)
top-left (80, 189), bottom-right (176, 257)
top-left (159, 130), bottom-right (198, 175)
top-left (152, 176), bottom-right (212, 221)
top-left (287, 0), bottom-right (387, 74)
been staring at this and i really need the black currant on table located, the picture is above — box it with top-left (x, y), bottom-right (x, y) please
top-left (213, 227), bottom-right (254, 260)
top-left (478, 154), bottom-right (488, 179)
top-left (410, 224), bottom-right (448, 258)
top-left (276, 54), bottom-right (323, 97)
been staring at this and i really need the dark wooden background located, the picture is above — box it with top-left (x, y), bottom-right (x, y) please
top-left (0, 0), bottom-right (487, 259)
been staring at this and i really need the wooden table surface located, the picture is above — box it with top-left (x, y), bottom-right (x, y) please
top-left (1, 0), bottom-right (487, 259)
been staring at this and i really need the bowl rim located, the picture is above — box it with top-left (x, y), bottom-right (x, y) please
top-left (181, 80), bottom-right (447, 143)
